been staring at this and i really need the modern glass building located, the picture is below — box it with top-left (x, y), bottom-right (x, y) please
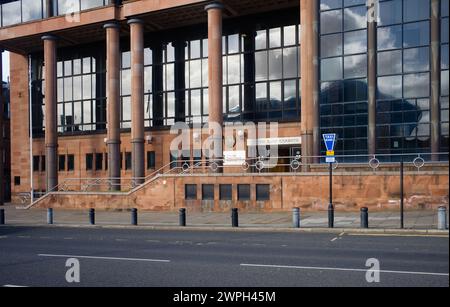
top-left (0, 0), bottom-right (448, 201)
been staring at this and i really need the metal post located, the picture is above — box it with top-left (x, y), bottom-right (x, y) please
top-left (89, 208), bottom-right (95, 225)
top-left (293, 207), bottom-right (300, 228)
top-left (47, 208), bottom-right (53, 225)
top-left (179, 208), bottom-right (186, 227)
top-left (131, 208), bottom-right (138, 226)
top-left (360, 207), bottom-right (369, 229)
top-left (400, 160), bottom-right (404, 229)
top-left (438, 206), bottom-right (447, 230)
top-left (0, 209), bottom-right (4, 225)
top-left (231, 208), bottom-right (239, 227)
top-left (328, 162), bottom-right (334, 228)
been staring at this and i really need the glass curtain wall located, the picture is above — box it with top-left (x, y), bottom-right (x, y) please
top-left (376, 0), bottom-right (431, 157)
top-left (441, 0), bottom-right (449, 152)
top-left (320, 0), bottom-right (369, 159)
top-left (31, 47), bottom-right (107, 136)
top-left (0, 0), bottom-right (111, 27)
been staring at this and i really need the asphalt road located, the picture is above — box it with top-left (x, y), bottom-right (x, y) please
top-left (0, 226), bottom-right (448, 287)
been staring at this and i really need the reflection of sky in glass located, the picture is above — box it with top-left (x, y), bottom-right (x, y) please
top-left (343, 6), bottom-right (366, 31)
top-left (378, 50), bottom-right (402, 75)
top-left (81, 0), bottom-right (105, 11)
top-left (321, 10), bottom-right (342, 34)
top-left (344, 30), bottom-right (366, 54)
top-left (403, 47), bottom-right (429, 73)
top-left (403, 73), bottom-right (429, 98)
top-left (321, 34), bottom-right (342, 58)
top-left (2, 1), bottom-right (21, 27)
top-left (58, 0), bottom-right (80, 15)
top-left (22, 0), bottom-right (43, 22)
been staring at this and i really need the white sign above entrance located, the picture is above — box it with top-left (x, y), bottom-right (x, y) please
top-left (247, 137), bottom-right (302, 146)
top-left (224, 151), bottom-right (246, 166)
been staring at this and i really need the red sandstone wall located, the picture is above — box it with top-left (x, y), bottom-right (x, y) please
top-left (33, 172), bottom-right (449, 212)
top-left (9, 52), bottom-right (30, 201)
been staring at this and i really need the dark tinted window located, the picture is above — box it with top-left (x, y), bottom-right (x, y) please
top-left (185, 184), bottom-right (197, 200)
top-left (67, 155), bottom-right (75, 171)
top-left (95, 153), bottom-right (103, 171)
top-left (256, 184), bottom-right (270, 201)
top-left (219, 184), bottom-right (232, 201)
top-left (125, 152), bottom-right (132, 170)
top-left (41, 155), bottom-right (46, 171)
top-left (33, 156), bottom-right (40, 172)
top-left (58, 155), bottom-right (66, 171)
top-left (238, 184), bottom-right (251, 201)
top-left (147, 151), bottom-right (156, 169)
top-left (202, 185), bottom-right (214, 200)
top-left (86, 154), bottom-right (93, 171)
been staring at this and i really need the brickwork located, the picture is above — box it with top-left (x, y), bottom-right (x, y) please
top-left (33, 172), bottom-right (449, 212)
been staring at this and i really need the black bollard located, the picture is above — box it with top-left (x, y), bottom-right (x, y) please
top-left (231, 208), bottom-right (239, 227)
top-left (89, 208), bottom-right (95, 225)
top-left (361, 207), bottom-right (369, 229)
top-left (0, 209), bottom-right (4, 225)
top-left (179, 208), bottom-right (186, 227)
top-left (47, 208), bottom-right (54, 225)
top-left (131, 208), bottom-right (138, 226)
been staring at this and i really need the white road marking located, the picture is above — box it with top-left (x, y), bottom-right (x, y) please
top-left (348, 233), bottom-right (449, 238)
top-left (240, 263), bottom-right (449, 277)
top-left (38, 254), bottom-right (170, 263)
top-left (146, 240), bottom-right (161, 243)
top-left (3, 285), bottom-right (28, 287)
top-left (0, 236), bottom-right (7, 239)
top-left (330, 237), bottom-right (338, 242)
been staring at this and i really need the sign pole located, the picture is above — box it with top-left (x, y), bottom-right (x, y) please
top-left (400, 159), bottom-right (404, 229)
top-left (323, 133), bottom-right (337, 229)
top-left (328, 162), bottom-right (334, 228)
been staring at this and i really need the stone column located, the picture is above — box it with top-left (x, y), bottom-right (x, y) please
top-left (367, 0), bottom-right (377, 156)
top-left (300, 0), bottom-right (320, 165)
top-left (104, 23), bottom-right (121, 190)
top-left (205, 2), bottom-right (224, 166)
top-left (128, 19), bottom-right (145, 185)
top-left (431, 0), bottom-right (441, 160)
top-left (42, 35), bottom-right (58, 192)
top-left (0, 49), bottom-right (4, 206)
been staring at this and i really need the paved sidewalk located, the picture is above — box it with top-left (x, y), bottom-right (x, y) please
top-left (1, 203), bottom-right (448, 230)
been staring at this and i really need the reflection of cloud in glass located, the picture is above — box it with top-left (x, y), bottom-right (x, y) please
top-left (344, 54), bottom-right (366, 79)
top-left (321, 10), bottom-right (342, 34)
top-left (378, 75), bottom-right (402, 99)
top-left (121, 69), bottom-right (131, 96)
top-left (1, 1), bottom-right (21, 26)
top-left (404, 73), bottom-right (429, 98)
top-left (228, 55), bottom-right (241, 84)
top-left (378, 50), bottom-right (402, 75)
top-left (378, 26), bottom-right (402, 50)
top-left (58, 0), bottom-right (80, 15)
top-left (344, 30), bottom-right (367, 54)
top-left (22, 0), bottom-right (43, 22)
top-left (283, 47), bottom-right (298, 78)
top-left (344, 7), bottom-right (366, 31)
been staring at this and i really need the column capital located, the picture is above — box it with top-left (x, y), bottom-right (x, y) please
top-left (205, 1), bottom-right (224, 11)
top-left (41, 34), bottom-right (58, 41)
top-left (127, 18), bottom-right (144, 25)
top-left (104, 22), bottom-right (120, 29)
